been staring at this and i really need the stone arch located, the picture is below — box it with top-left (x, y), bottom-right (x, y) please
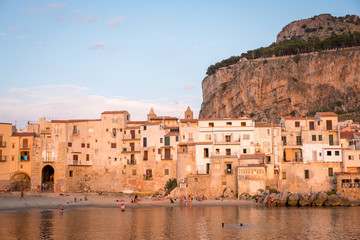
top-left (42, 165), bottom-right (55, 192)
top-left (11, 172), bottom-right (31, 191)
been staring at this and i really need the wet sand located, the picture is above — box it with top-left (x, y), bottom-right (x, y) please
top-left (0, 192), bottom-right (256, 211)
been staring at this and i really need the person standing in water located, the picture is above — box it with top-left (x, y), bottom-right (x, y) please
top-left (121, 204), bottom-right (125, 211)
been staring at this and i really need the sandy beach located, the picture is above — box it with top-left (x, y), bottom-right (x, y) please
top-left (0, 192), bottom-right (256, 211)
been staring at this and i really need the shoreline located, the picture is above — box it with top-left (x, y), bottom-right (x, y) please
top-left (0, 192), bottom-right (256, 211)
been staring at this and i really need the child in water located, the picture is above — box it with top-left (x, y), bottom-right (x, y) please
top-left (121, 204), bottom-right (125, 212)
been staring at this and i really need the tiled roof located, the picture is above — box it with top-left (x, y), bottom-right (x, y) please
top-left (165, 132), bottom-right (179, 136)
top-left (51, 119), bottom-right (101, 123)
top-left (340, 132), bottom-right (355, 139)
top-left (13, 132), bottom-right (35, 137)
top-left (101, 111), bottom-right (128, 114)
top-left (180, 119), bottom-right (198, 123)
top-left (150, 116), bottom-right (178, 120)
top-left (255, 122), bottom-right (281, 127)
top-left (316, 112), bottom-right (337, 116)
top-left (198, 117), bottom-right (252, 121)
top-left (282, 117), bottom-right (317, 120)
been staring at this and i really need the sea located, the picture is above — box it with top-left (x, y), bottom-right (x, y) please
top-left (0, 205), bottom-right (359, 239)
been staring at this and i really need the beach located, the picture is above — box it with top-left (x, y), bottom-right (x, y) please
top-left (0, 192), bottom-right (255, 211)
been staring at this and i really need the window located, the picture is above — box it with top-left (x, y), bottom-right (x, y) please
top-left (329, 135), bottom-right (334, 146)
top-left (160, 138), bottom-right (163, 143)
top-left (164, 169), bottom-right (169, 175)
top-left (216, 148), bottom-right (220, 154)
top-left (296, 136), bottom-right (302, 145)
top-left (113, 116), bottom-right (118, 123)
top-left (112, 128), bottom-right (116, 137)
top-left (327, 151), bottom-right (332, 156)
top-left (209, 122), bottom-right (214, 127)
top-left (282, 172), bottom-right (286, 179)
top-left (312, 135), bottom-right (316, 141)
top-left (87, 143), bottom-right (90, 148)
top-left (282, 136), bottom-right (287, 145)
top-left (54, 124), bottom-right (60, 133)
top-left (295, 121), bottom-right (300, 127)
top-left (111, 143), bottom-right (116, 148)
top-left (226, 164), bottom-right (232, 174)
top-left (176, 136), bottom-right (179, 142)
top-left (165, 136), bottom-right (170, 146)
top-left (241, 122), bottom-right (246, 126)
top-left (335, 151), bottom-right (340, 156)
top-left (143, 137), bottom-right (147, 147)
top-left (349, 155), bottom-right (354, 160)
top-left (132, 169), bottom-right (137, 175)
top-left (243, 149), bottom-right (247, 154)
top-left (318, 135), bottom-right (322, 141)
top-left (143, 151), bottom-right (148, 161)
top-left (225, 135), bottom-right (231, 142)
top-left (46, 152), bottom-right (52, 162)
top-left (267, 129), bottom-right (270, 136)
top-left (68, 142), bottom-right (72, 147)
top-left (73, 126), bottom-right (78, 134)
top-left (215, 163), bottom-right (220, 170)
top-left (309, 121), bottom-right (315, 130)
top-left (243, 134), bottom-right (250, 140)
top-left (69, 170), bottom-right (73, 177)
top-left (326, 120), bottom-right (332, 130)
top-left (81, 143), bottom-right (85, 148)
top-left (158, 149), bottom-right (161, 154)
top-left (73, 155), bottom-right (78, 161)
top-left (328, 168), bottom-right (333, 177)
top-left (226, 149), bottom-right (231, 156)
top-left (144, 126), bottom-right (147, 130)
top-left (305, 170), bottom-right (309, 179)
top-left (204, 148), bottom-right (209, 158)
top-left (226, 122), bottom-right (232, 126)
top-left (86, 154), bottom-right (90, 161)
top-left (205, 134), bottom-right (211, 140)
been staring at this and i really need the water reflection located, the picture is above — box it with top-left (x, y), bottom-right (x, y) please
top-left (0, 206), bottom-right (359, 240)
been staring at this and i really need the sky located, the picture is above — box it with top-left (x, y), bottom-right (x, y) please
top-left (0, 0), bottom-right (359, 129)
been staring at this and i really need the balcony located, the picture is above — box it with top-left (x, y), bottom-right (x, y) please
top-left (42, 157), bottom-right (54, 163)
top-left (161, 154), bottom-right (173, 160)
top-left (127, 159), bottom-right (137, 165)
top-left (214, 138), bottom-right (241, 145)
top-left (0, 142), bottom-right (6, 148)
top-left (69, 160), bottom-right (91, 166)
top-left (142, 156), bottom-right (148, 161)
top-left (122, 134), bottom-right (140, 141)
top-left (225, 169), bottom-right (233, 175)
top-left (122, 147), bottom-right (141, 153)
top-left (283, 157), bottom-right (303, 163)
top-left (283, 141), bottom-right (302, 146)
top-left (40, 129), bottom-right (52, 135)
top-left (0, 156), bottom-right (6, 162)
top-left (72, 130), bottom-right (80, 135)
top-left (20, 145), bottom-right (30, 150)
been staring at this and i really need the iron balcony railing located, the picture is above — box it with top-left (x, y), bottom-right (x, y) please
top-left (225, 169), bottom-right (233, 175)
top-left (341, 182), bottom-right (360, 188)
top-left (127, 159), bottom-right (137, 165)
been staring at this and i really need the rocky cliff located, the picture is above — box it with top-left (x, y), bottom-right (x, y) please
top-left (277, 14), bottom-right (360, 42)
top-left (199, 47), bottom-right (360, 121)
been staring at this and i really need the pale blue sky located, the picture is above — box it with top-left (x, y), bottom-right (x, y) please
top-left (0, 0), bottom-right (359, 128)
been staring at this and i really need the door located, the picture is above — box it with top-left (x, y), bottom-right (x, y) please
top-left (165, 149), bottom-right (171, 159)
top-left (23, 139), bottom-right (28, 149)
top-left (130, 130), bottom-right (135, 139)
top-left (130, 142), bottom-right (135, 151)
top-left (326, 120), bottom-right (332, 130)
top-left (329, 135), bottom-right (334, 146)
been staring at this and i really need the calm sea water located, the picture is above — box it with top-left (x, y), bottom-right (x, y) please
top-left (0, 205), bottom-right (359, 240)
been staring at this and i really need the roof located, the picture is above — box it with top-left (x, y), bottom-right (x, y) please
top-left (180, 119), bottom-right (198, 123)
top-left (101, 111), bottom-right (128, 115)
top-left (12, 132), bottom-right (35, 137)
top-left (340, 132), bottom-right (355, 139)
top-left (316, 112), bottom-right (337, 116)
top-left (165, 132), bottom-right (180, 136)
top-left (127, 121), bottom-right (148, 125)
top-left (239, 153), bottom-right (265, 159)
top-left (0, 122), bottom-right (12, 125)
top-left (255, 122), bottom-right (281, 127)
top-left (282, 117), bottom-right (317, 120)
top-left (51, 119), bottom-right (101, 123)
top-left (198, 117), bottom-right (252, 121)
top-left (150, 116), bottom-right (178, 120)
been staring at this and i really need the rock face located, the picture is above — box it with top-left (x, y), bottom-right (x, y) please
top-left (312, 192), bottom-right (328, 206)
top-left (277, 14), bottom-right (360, 43)
top-left (199, 47), bottom-right (360, 121)
top-left (287, 193), bottom-right (300, 206)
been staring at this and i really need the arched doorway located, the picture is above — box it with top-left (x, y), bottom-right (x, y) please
top-left (11, 172), bottom-right (31, 191)
top-left (42, 165), bottom-right (55, 192)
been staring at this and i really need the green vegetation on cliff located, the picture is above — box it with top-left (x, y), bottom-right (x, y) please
top-left (206, 31), bottom-right (360, 75)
